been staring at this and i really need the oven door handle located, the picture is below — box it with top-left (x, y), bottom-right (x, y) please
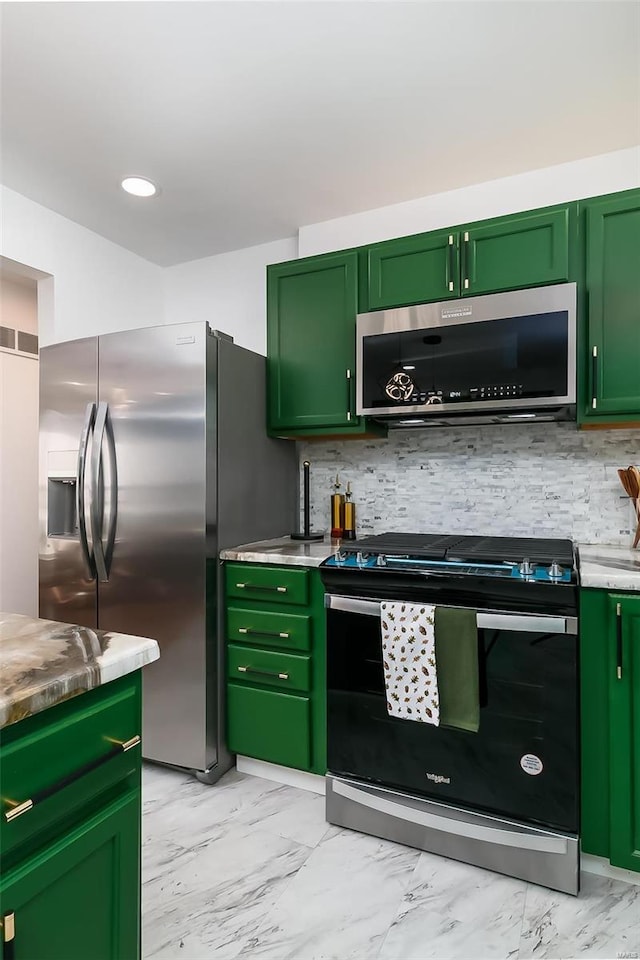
top-left (324, 595), bottom-right (577, 636)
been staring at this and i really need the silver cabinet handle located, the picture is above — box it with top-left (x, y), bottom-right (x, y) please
top-left (346, 368), bottom-right (352, 422)
top-left (238, 627), bottom-right (290, 639)
top-left (235, 582), bottom-right (287, 593)
top-left (447, 234), bottom-right (456, 292)
top-left (237, 665), bottom-right (289, 680)
top-left (591, 345), bottom-right (598, 409)
top-left (76, 402), bottom-right (96, 580)
top-left (462, 231), bottom-right (470, 289)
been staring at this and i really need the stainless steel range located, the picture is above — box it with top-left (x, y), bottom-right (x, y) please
top-left (319, 533), bottom-right (579, 895)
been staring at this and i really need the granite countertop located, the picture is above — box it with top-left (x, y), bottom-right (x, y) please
top-left (578, 544), bottom-right (640, 592)
top-left (0, 612), bottom-right (160, 729)
top-left (221, 535), bottom-right (336, 568)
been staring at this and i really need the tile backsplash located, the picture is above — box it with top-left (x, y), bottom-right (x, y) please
top-left (299, 423), bottom-right (640, 546)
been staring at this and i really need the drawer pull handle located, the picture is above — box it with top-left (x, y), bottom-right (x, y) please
top-left (105, 734), bottom-right (142, 752)
top-left (235, 582), bottom-right (288, 593)
top-left (4, 800), bottom-right (33, 823)
top-left (2, 912), bottom-right (15, 960)
top-left (238, 628), bottom-right (290, 639)
top-left (237, 665), bottom-right (289, 681)
top-left (3, 733), bottom-right (141, 823)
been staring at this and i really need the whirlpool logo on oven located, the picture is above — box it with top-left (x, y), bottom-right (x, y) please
top-left (426, 772), bottom-right (451, 785)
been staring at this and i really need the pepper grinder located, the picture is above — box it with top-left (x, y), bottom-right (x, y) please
top-left (343, 481), bottom-right (357, 540)
top-left (330, 473), bottom-right (345, 539)
top-left (291, 460), bottom-right (324, 541)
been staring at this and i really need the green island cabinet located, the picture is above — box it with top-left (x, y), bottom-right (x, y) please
top-left (0, 672), bottom-right (143, 960)
top-left (579, 187), bottom-right (640, 426)
top-left (224, 562), bottom-right (326, 774)
top-left (363, 205), bottom-right (574, 311)
top-left (581, 589), bottom-right (640, 872)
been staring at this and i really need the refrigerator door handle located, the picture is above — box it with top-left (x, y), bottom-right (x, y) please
top-left (77, 402), bottom-right (96, 579)
top-left (91, 402), bottom-right (118, 582)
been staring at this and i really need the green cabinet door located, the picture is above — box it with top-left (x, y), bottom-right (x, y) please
top-left (583, 190), bottom-right (640, 419)
top-left (365, 229), bottom-right (459, 310)
top-left (462, 207), bottom-right (571, 296)
top-left (267, 252), bottom-right (359, 432)
top-left (608, 594), bottom-right (640, 872)
top-left (0, 790), bottom-right (140, 960)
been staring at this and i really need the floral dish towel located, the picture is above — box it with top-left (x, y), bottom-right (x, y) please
top-left (380, 601), bottom-right (439, 725)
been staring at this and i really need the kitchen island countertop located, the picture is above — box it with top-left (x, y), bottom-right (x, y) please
top-left (0, 612), bottom-right (159, 729)
top-left (578, 543), bottom-right (640, 592)
top-left (220, 535), bottom-right (336, 568)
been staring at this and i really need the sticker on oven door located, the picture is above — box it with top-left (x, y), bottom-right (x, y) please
top-left (520, 754), bottom-right (543, 776)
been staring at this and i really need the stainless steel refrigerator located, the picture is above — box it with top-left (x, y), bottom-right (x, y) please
top-left (39, 322), bottom-right (296, 781)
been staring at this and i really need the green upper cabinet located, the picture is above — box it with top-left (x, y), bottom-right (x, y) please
top-left (267, 251), bottom-right (364, 435)
top-left (461, 207), bottom-right (571, 296)
top-left (582, 189), bottom-right (640, 421)
top-left (365, 229), bottom-right (459, 310)
top-left (608, 593), bottom-right (640, 872)
top-left (361, 206), bottom-right (572, 312)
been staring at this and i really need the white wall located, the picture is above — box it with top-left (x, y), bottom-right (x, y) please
top-left (0, 276), bottom-right (39, 335)
top-left (0, 186), bottom-right (164, 346)
top-left (163, 236), bottom-right (297, 356)
top-left (0, 276), bottom-right (39, 616)
top-left (298, 147), bottom-right (640, 256)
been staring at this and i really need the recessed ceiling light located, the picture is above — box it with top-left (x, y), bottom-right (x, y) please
top-left (402, 364), bottom-right (416, 371)
top-left (121, 176), bottom-right (158, 198)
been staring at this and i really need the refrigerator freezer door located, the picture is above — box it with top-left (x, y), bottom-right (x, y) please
top-left (39, 338), bottom-right (98, 627)
top-left (97, 322), bottom-right (209, 771)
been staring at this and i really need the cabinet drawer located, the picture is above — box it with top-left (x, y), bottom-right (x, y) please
top-left (225, 563), bottom-right (309, 606)
top-left (227, 606), bottom-right (311, 652)
top-left (228, 643), bottom-right (311, 692)
top-left (227, 683), bottom-right (311, 770)
top-left (0, 674), bottom-right (140, 856)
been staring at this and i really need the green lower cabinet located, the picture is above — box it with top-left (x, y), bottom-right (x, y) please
top-left (580, 589), bottom-right (640, 872)
top-left (0, 791), bottom-right (140, 960)
top-left (227, 684), bottom-right (311, 769)
top-left (225, 563), bottom-right (326, 774)
top-left (0, 672), bottom-right (143, 959)
top-left (581, 188), bottom-right (640, 423)
top-left (608, 594), bottom-right (640, 871)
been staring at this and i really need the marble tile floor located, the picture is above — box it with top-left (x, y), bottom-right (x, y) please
top-left (142, 764), bottom-right (639, 960)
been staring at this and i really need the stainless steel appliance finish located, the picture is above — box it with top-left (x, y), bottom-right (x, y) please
top-left (326, 776), bottom-right (579, 896)
top-left (39, 322), bottom-right (296, 780)
top-left (356, 283), bottom-right (576, 424)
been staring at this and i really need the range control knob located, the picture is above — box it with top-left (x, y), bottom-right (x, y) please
top-left (376, 554), bottom-right (387, 567)
top-left (356, 551), bottom-right (366, 567)
top-left (549, 561), bottom-right (563, 580)
top-left (519, 558), bottom-right (533, 577)
top-left (335, 549), bottom-right (346, 564)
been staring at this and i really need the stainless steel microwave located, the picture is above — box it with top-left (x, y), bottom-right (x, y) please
top-left (356, 283), bottom-right (577, 427)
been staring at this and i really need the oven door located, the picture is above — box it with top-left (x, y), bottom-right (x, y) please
top-left (326, 594), bottom-right (578, 834)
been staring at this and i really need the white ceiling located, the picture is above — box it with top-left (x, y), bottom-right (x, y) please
top-left (2, 1), bottom-right (639, 267)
